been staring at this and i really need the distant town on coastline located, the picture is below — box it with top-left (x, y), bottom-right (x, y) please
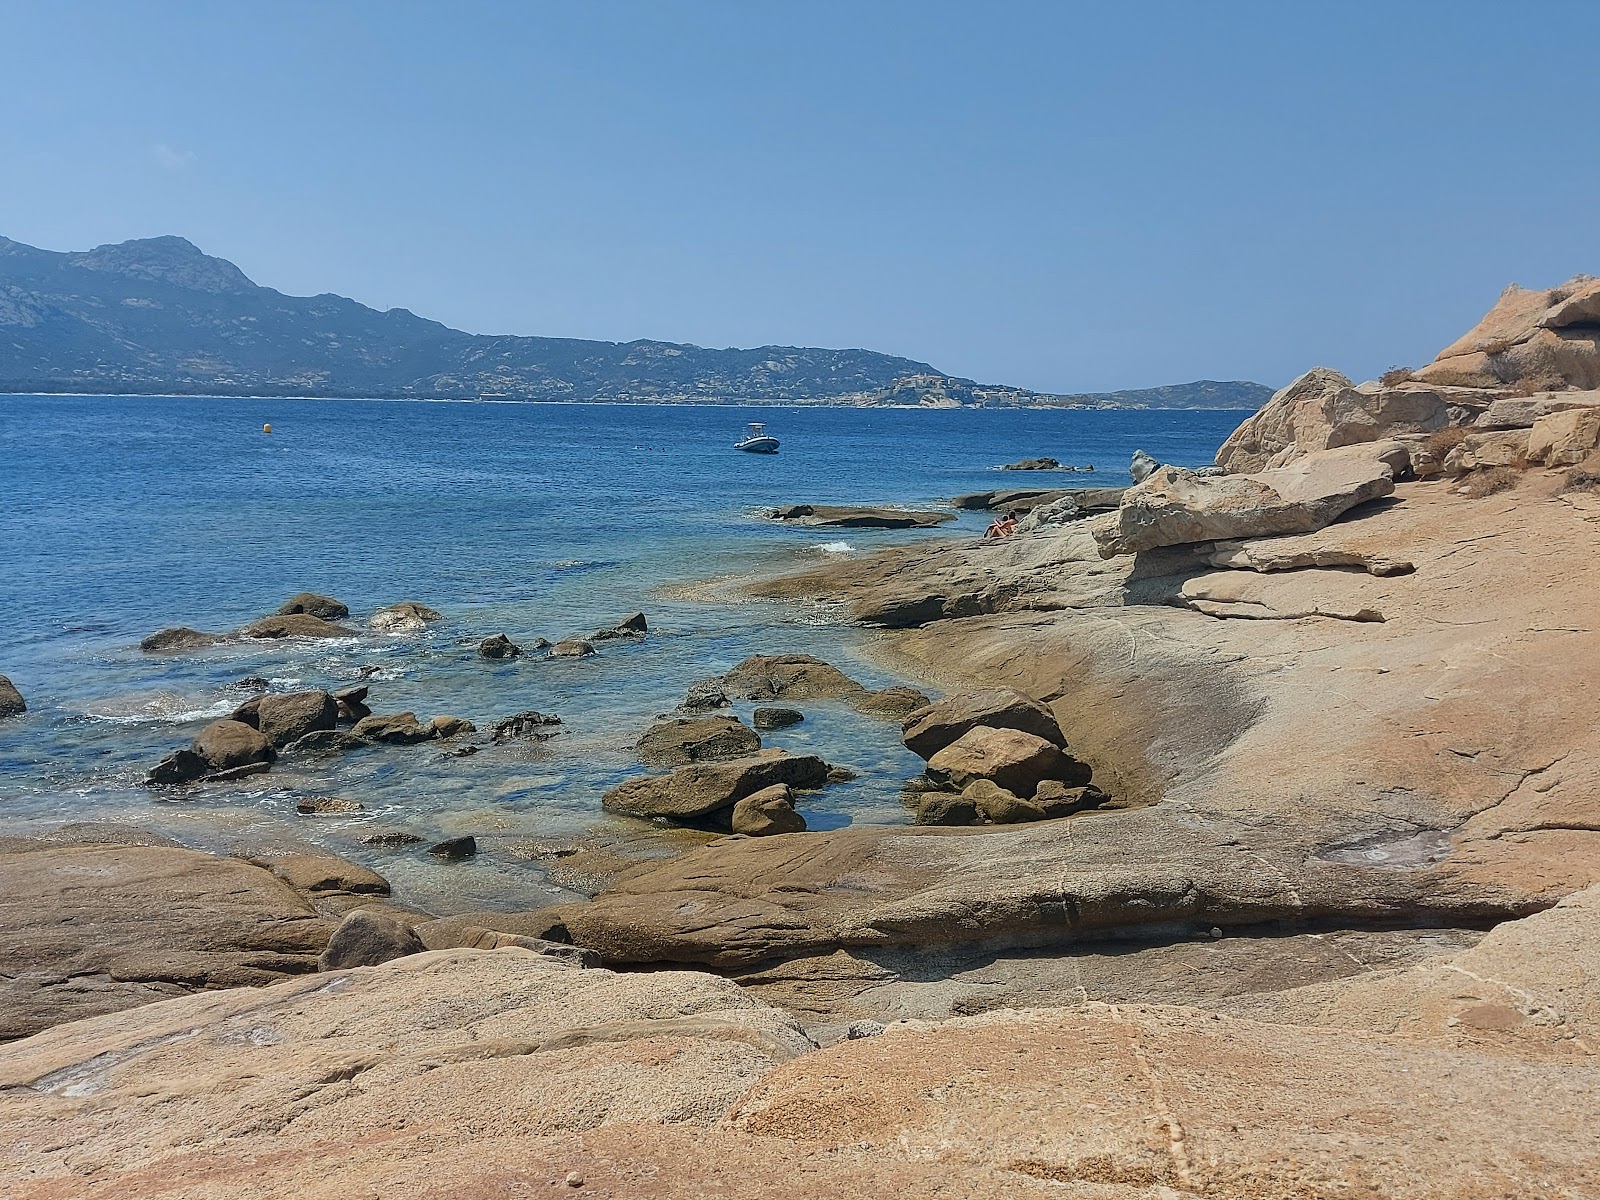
top-left (0, 235), bottom-right (1271, 409)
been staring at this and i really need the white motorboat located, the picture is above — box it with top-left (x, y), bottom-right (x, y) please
top-left (733, 421), bottom-right (780, 453)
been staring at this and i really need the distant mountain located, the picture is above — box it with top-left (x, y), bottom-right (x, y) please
top-left (0, 235), bottom-right (1271, 408)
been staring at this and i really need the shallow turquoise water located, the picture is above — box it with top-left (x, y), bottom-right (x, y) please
top-left (0, 395), bottom-right (1244, 911)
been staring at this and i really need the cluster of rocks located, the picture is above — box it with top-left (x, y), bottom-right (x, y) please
top-left (766, 504), bottom-right (955, 529)
top-left (999, 457), bottom-right (1095, 472)
top-left (898, 687), bottom-right (1106, 824)
top-left (140, 592), bottom-right (448, 652)
top-left (478, 612), bottom-right (648, 661)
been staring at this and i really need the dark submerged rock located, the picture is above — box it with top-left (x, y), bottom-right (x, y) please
top-left (276, 592), bottom-right (350, 620)
top-left (752, 706), bottom-right (805, 731)
top-left (636, 716), bottom-right (761, 767)
top-left (428, 836), bottom-right (478, 862)
top-left (488, 710), bottom-right (563, 744)
top-left (478, 633), bottom-right (521, 659)
top-left (0, 675), bottom-right (25, 719)
top-left (140, 626), bottom-right (228, 652)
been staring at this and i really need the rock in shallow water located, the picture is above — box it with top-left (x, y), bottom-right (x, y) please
top-left (255, 689), bottom-right (339, 747)
top-left (238, 613), bottom-right (356, 640)
top-left (275, 591), bottom-right (349, 620)
top-left (369, 600), bottom-right (442, 633)
top-left (489, 710), bottom-right (562, 743)
top-left (549, 638), bottom-right (596, 658)
top-left (429, 836), bottom-right (478, 862)
top-left (730, 784), bottom-right (808, 836)
top-left (478, 632), bottom-right (521, 658)
top-left (139, 625), bottom-right (228, 652)
top-left (192, 719), bottom-right (276, 773)
top-left (752, 706), bottom-right (804, 731)
top-left (637, 715), bottom-right (761, 767)
top-left (0, 675), bottom-right (25, 719)
top-left (603, 751), bottom-right (830, 822)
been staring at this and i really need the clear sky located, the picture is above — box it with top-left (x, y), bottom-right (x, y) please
top-left (4, 1), bottom-right (1597, 393)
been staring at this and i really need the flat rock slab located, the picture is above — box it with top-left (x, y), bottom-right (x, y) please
top-left (766, 504), bottom-right (954, 528)
top-left (603, 751), bottom-right (830, 822)
top-left (0, 843), bottom-right (332, 1040)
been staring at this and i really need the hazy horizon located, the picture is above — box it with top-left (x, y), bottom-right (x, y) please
top-left (6, 1), bottom-right (1598, 393)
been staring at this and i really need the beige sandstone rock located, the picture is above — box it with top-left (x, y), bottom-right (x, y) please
top-left (925, 725), bottom-right (1070, 795)
top-left (1096, 441), bottom-right (1403, 557)
top-left (901, 686), bottom-right (1066, 758)
top-left (637, 715), bottom-right (761, 767)
top-left (602, 750), bottom-right (830, 822)
top-left (1414, 274), bottom-right (1600, 390)
top-left (730, 784), bottom-right (808, 836)
top-left (1527, 404), bottom-right (1600, 466)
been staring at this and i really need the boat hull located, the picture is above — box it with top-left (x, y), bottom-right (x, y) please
top-left (734, 437), bottom-right (780, 453)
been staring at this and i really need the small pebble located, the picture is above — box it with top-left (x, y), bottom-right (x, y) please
top-left (565, 1171), bottom-right (585, 1188)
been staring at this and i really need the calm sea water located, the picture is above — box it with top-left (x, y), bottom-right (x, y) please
top-left (0, 395), bottom-right (1244, 911)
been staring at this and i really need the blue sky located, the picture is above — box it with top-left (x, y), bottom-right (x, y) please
top-left (4, 1), bottom-right (1597, 392)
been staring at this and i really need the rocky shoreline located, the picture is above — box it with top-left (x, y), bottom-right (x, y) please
top-left (3, 277), bottom-right (1599, 1197)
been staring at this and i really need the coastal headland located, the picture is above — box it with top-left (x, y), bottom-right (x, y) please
top-left (3, 277), bottom-right (1600, 1196)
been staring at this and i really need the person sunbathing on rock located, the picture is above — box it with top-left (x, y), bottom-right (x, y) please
top-left (984, 511), bottom-right (1019, 540)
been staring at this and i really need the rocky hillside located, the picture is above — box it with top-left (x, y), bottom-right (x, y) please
top-left (0, 235), bottom-right (1269, 407)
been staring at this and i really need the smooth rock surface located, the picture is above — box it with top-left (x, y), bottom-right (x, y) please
top-left (317, 908), bottom-right (426, 969)
top-left (274, 591), bottom-right (348, 619)
top-left (730, 784), bottom-right (808, 836)
top-left (602, 751), bottom-right (830, 822)
top-left (255, 689), bottom-right (338, 747)
top-left (925, 725), bottom-right (1068, 795)
top-left (637, 715), bottom-right (761, 767)
top-left (370, 600), bottom-right (442, 632)
top-left (237, 613), bottom-right (355, 640)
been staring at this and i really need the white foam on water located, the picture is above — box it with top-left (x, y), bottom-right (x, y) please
top-left (817, 541), bottom-right (853, 554)
top-left (82, 690), bottom-right (235, 725)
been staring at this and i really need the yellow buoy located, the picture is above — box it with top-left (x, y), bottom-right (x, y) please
top-left (263, 423), bottom-right (272, 434)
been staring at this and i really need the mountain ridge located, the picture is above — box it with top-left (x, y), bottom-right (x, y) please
top-left (0, 235), bottom-right (1272, 408)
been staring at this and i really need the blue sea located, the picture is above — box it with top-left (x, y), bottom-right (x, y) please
top-left (0, 395), bottom-right (1244, 911)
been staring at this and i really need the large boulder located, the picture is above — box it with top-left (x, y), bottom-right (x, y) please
top-left (352, 712), bottom-right (434, 744)
top-left (0, 675), bottom-right (23, 719)
top-left (238, 613), bottom-right (355, 640)
top-left (548, 638), bottom-right (596, 658)
top-left (255, 689), bottom-right (338, 748)
top-left (478, 633), bottom-right (521, 658)
top-left (925, 727), bottom-right (1068, 796)
top-left (1216, 368), bottom-right (1451, 473)
top-left (602, 751), bottom-right (830, 822)
top-left (1413, 275), bottom-right (1600, 391)
top-left (720, 654), bottom-right (868, 702)
top-left (1096, 441), bottom-right (1403, 558)
top-left (901, 687), bottom-right (1066, 759)
top-left (317, 909), bottom-right (425, 970)
top-left (275, 592), bottom-right (349, 620)
top-left (191, 719), bottom-right (276, 772)
top-left (369, 601), bottom-right (442, 633)
top-left (730, 784), bottom-right (808, 836)
top-left (637, 716), bottom-right (761, 767)
top-left (1527, 405), bottom-right (1600, 466)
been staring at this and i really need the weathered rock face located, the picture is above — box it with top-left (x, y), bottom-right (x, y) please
top-left (0, 841), bottom-right (331, 1040)
top-left (591, 611), bottom-right (649, 640)
top-left (238, 613), bottom-right (355, 639)
top-left (1096, 441), bottom-right (1402, 558)
top-left (960, 778), bottom-right (1045, 824)
top-left (1475, 391), bottom-right (1600, 429)
top-left (925, 726), bottom-right (1067, 796)
top-left (333, 684), bottom-right (370, 721)
top-left (682, 679), bottom-right (732, 711)
top-left (1001, 457), bottom-right (1061, 470)
top-left (488, 710), bottom-right (563, 743)
top-left (369, 600), bottom-right (442, 632)
top-left (317, 909), bottom-right (425, 970)
top-left (275, 592), bottom-right (349, 620)
top-left (766, 504), bottom-right (955, 528)
top-left (856, 685), bottom-right (931, 719)
top-left (914, 791), bottom-right (978, 826)
top-left (139, 625), bottom-right (227, 652)
top-left (603, 751), bottom-right (830, 822)
top-left (637, 716), bottom-right (762, 767)
top-left (192, 719), bottom-right (276, 772)
top-left (1527, 404), bottom-right (1600, 466)
top-left (428, 714), bottom-right (475, 739)
top-left (1414, 274), bottom-right (1600, 390)
top-left (1129, 447), bottom-right (1160, 481)
top-left (0, 675), bottom-right (24, 719)
top-left (255, 689), bottom-right (338, 747)
top-left (730, 783), bottom-right (808, 835)
top-left (901, 687), bottom-right (1066, 759)
top-left (478, 632), bottom-right (521, 658)
top-left (1442, 428), bottom-right (1531, 473)
top-left (1216, 368), bottom-right (1453, 472)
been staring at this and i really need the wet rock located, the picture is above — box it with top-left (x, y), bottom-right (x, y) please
top-left (730, 784), bottom-right (808, 836)
top-left (478, 633), bottom-right (521, 659)
top-left (228, 695), bottom-right (263, 726)
top-left (317, 909), bottom-right (425, 970)
top-left (295, 796), bottom-right (365, 816)
top-left (428, 836), bottom-right (478, 862)
top-left (144, 748), bottom-right (208, 786)
top-left (753, 706), bottom-right (805, 731)
top-left (858, 685), bottom-right (931, 720)
top-left (767, 504), bottom-right (955, 528)
top-left (203, 762), bottom-right (273, 782)
top-left (962, 779), bottom-right (1046, 824)
top-left (926, 727), bottom-right (1068, 796)
top-left (637, 715), bottom-right (761, 767)
top-left (901, 687), bottom-right (1067, 759)
top-left (488, 710), bottom-right (563, 744)
top-left (916, 792), bottom-right (979, 826)
top-left (276, 592), bottom-right (349, 620)
top-left (720, 653), bottom-right (868, 703)
top-left (682, 679), bottom-right (732, 711)
top-left (333, 684), bottom-right (371, 721)
top-left (0, 675), bottom-right (24, 719)
top-left (352, 712), bottom-right (434, 744)
top-left (429, 715), bottom-right (476, 739)
top-left (358, 828), bottom-right (424, 848)
top-left (238, 613), bottom-right (356, 640)
top-left (255, 689), bottom-right (338, 748)
top-left (193, 719), bottom-right (276, 773)
top-left (233, 675), bottom-right (270, 691)
top-left (140, 626), bottom-right (227, 652)
top-left (1129, 448), bottom-right (1160, 482)
top-left (590, 612), bottom-right (649, 641)
top-left (369, 601), bottom-right (442, 633)
top-left (826, 765), bottom-right (859, 783)
top-left (1001, 457), bottom-right (1062, 471)
top-left (285, 729), bottom-right (365, 755)
top-left (548, 638), bottom-right (596, 658)
top-left (603, 751), bottom-right (830, 822)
